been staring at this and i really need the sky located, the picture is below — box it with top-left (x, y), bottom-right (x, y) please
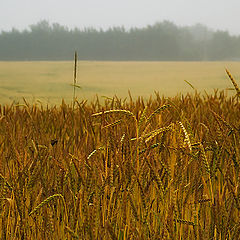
top-left (1, 0), bottom-right (240, 35)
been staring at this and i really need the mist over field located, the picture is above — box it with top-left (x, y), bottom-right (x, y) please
top-left (1, 0), bottom-right (240, 35)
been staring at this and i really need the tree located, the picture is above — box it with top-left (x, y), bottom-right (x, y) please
top-left (0, 20), bottom-right (240, 61)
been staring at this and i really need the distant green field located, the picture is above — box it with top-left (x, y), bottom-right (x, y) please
top-left (0, 61), bottom-right (239, 105)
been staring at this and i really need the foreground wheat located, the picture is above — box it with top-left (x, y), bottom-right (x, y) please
top-left (0, 90), bottom-right (239, 239)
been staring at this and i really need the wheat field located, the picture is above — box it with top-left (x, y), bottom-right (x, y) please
top-left (0, 68), bottom-right (239, 239)
top-left (0, 61), bottom-right (240, 105)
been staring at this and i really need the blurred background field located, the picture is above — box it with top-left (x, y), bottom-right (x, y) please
top-left (0, 61), bottom-right (239, 105)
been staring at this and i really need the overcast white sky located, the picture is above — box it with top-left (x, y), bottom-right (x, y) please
top-left (1, 0), bottom-right (240, 35)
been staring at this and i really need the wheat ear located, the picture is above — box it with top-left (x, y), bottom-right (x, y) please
top-left (178, 121), bottom-right (192, 152)
top-left (226, 69), bottom-right (240, 96)
top-left (29, 194), bottom-right (66, 216)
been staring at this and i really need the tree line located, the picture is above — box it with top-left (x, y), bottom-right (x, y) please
top-left (0, 20), bottom-right (240, 61)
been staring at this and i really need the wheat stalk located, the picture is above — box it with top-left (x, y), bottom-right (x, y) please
top-left (0, 173), bottom-right (12, 191)
top-left (146, 104), bottom-right (170, 122)
top-left (178, 121), bottom-right (192, 152)
top-left (29, 194), bottom-right (66, 216)
top-left (176, 218), bottom-right (196, 226)
top-left (144, 123), bottom-right (173, 143)
top-left (92, 109), bottom-right (135, 119)
top-left (73, 51), bottom-right (78, 108)
top-left (226, 68), bottom-right (240, 96)
top-left (102, 119), bottom-right (122, 129)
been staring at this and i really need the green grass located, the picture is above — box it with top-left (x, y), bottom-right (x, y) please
top-left (0, 61), bottom-right (239, 105)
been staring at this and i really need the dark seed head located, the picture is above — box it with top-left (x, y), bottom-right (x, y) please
top-left (51, 139), bottom-right (58, 146)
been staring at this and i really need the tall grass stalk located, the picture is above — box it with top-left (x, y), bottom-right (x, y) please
top-left (73, 51), bottom-right (78, 109)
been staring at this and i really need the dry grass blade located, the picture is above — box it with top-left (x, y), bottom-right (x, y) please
top-left (70, 83), bottom-right (82, 89)
top-left (65, 226), bottom-right (80, 239)
top-left (184, 80), bottom-right (196, 90)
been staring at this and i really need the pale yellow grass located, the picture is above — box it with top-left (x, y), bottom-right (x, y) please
top-left (0, 61), bottom-right (239, 105)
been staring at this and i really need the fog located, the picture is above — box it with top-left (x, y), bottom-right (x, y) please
top-left (1, 0), bottom-right (240, 35)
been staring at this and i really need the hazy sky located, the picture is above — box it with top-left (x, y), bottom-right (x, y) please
top-left (1, 0), bottom-right (240, 35)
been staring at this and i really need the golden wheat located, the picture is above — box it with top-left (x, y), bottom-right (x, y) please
top-left (0, 87), bottom-right (239, 239)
